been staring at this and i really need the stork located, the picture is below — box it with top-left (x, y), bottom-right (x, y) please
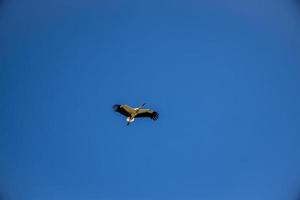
top-left (113, 103), bottom-right (159, 125)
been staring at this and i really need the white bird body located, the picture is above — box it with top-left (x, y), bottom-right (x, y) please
top-left (113, 103), bottom-right (159, 125)
top-left (127, 117), bottom-right (135, 122)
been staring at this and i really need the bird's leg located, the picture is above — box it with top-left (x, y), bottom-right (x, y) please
top-left (139, 103), bottom-right (146, 109)
top-left (136, 103), bottom-right (146, 113)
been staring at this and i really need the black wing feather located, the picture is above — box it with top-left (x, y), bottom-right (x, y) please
top-left (113, 104), bottom-right (131, 117)
top-left (136, 111), bottom-right (159, 121)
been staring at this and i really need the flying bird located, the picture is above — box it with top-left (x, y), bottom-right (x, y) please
top-left (113, 103), bottom-right (159, 125)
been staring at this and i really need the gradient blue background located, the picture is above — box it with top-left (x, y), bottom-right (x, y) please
top-left (1, 0), bottom-right (300, 200)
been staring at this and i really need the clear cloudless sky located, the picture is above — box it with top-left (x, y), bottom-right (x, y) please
top-left (1, 0), bottom-right (300, 200)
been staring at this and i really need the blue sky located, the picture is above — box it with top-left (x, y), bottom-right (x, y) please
top-left (1, 0), bottom-right (300, 200)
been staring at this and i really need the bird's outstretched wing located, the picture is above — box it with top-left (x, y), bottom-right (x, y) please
top-left (113, 104), bottom-right (134, 117)
top-left (136, 109), bottom-right (159, 120)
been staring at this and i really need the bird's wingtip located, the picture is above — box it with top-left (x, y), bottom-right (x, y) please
top-left (113, 104), bottom-right (120, 110)
top-left (152, 112), bottom-right (159, 120)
